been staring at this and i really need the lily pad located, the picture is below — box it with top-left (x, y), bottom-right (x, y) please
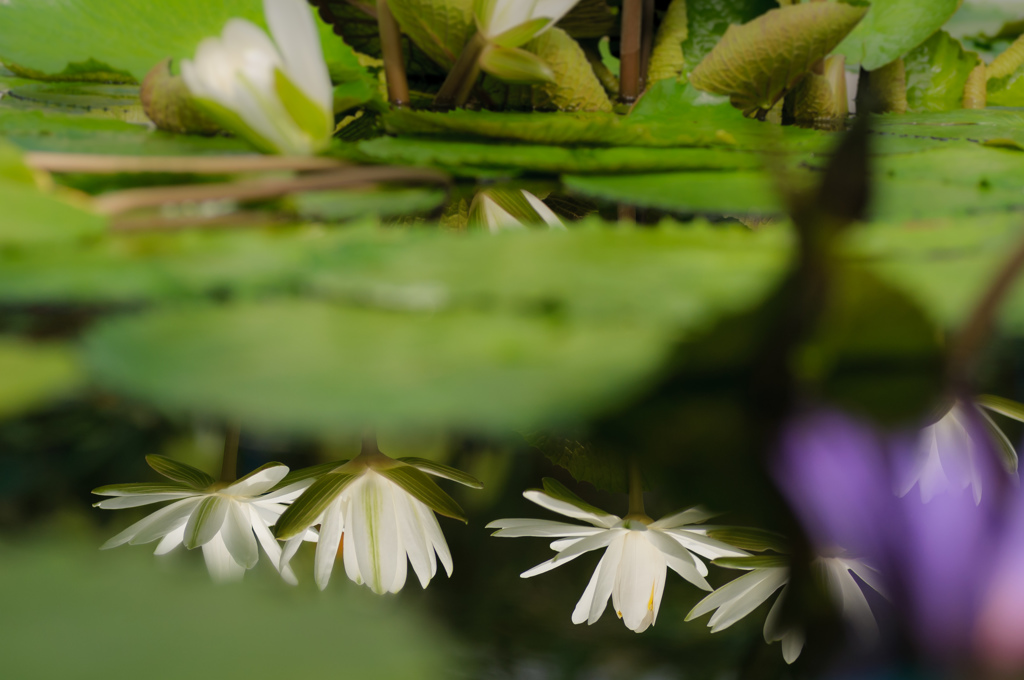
top-left (836, 0), bottom-right (962, 72)
top-left (82, 301), bottom-right (672, 436)
top-left (904, 31), bottom-right (980, 112)
top-left (0, 179), bottom-right (107, 248)
top-left (0, 340), bottom-right (84, 419)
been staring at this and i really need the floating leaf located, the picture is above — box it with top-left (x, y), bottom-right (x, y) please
top-left (0, 340), bottom-right (83, 420)
top-left (689, 2), bottom-right (868, 117)
top-left (836, 0), bottom-right (961, 72)
top-left (0, 179), bottom-right (107, 249)
top-left (904, 31), bottom-right (980, 112)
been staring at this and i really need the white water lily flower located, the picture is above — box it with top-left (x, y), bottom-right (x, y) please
top-left (899, 401), bottom-right (1013, 505)
top-left (472, 188), bottom-right (566, 233)
top-left (94, 456), bottom-right (316, 583)
top-left (180, 0), bottom-right (333, 155)
top-left (487, 479), bottom-right (748, 633)
top-left (687, 555), bottom-right (887, 663)
top-left (276, 449), bottom-right (482, 594)
top-left (476, 0), bottom-right (582, 43)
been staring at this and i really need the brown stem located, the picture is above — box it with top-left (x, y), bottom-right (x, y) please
top-left (377, 0), bottom-right (411, 107)
top-left (24, 153), bottom-right (344, 175)
top-left (93, 166), bottom-right (449, 215)
top-left (220, 425), bottom-right (241, 483)
top-left (434, 32), bottom-right (487, 111)
top-left (949, 229), bottom-right (1024, 388)
top-left (361, 431), bottom-right (380, 456)
top-left (620, 0), bottom-right (643, 103)
top-left (618, 204), bottom-right (637, 223)
top-left (639, 0), bottom-right (656, 91)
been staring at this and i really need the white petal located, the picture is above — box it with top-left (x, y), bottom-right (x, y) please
top-left (183, 496), bottom-right (229, 549)
top-left (523, 490), bottom-right (619, 528)
top-left (223, 465), bottom-right (289, 497)
top-left (687, 568), bottom-right (785, 625)
top-left (614, 532), bottom-right (666, 632)
top-left (782, 628), bottom-right (806, 664)
top-left (102, 497), bottom-right (202, 549)
top-left (153, 524), bottom-right (186, 556)
top-left (662, 529), bottom-right (749, 560)
top-left (842, 557), bottom-right (889, 599)
top-left (343, 498), bottom-right (363, 586)
top-left (249, 506), bottom-right (298, 585)
top-left (220, 500), bottom-right (259, 569)
top-left (279, 535), bottom-right (305, 577)
top-left (202, 532), bottom-right (246, 582)
top-left (589, 534), bottom-right (625, 624)
top-left (708, 569), bottom-right (789, 632)
top-left (263, 0), bottom-right (333, 113)
top-left (351, 474), bottom-right (400, 594)
top-left (487, 518), bottom-right (606, 538)
top-left (571, 555), bottom-right (604, 625)
top-left (394, 488), bottom-right (434, 589)
top-left (520, 530), bottom-right (619, 578)
top-left (522, 191), bottom-right (565, 229)
top-left (414, 499), bottom-right (451, 577)
top-left (649, 507), bottom-right (717, 530)
top-left (315, 497), bottom-right (344, 591)
top-left (94, 492), bottom-right (200, 509)
top-left (822, 559), bottom-right (878, 641)
top-left (646, 530), bottom-right (711, 590)
top-left (763, 585), bottom-right (790, 643)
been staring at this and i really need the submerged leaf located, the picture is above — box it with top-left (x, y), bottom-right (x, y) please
top-left (689, 2), bottom-right (867, 117)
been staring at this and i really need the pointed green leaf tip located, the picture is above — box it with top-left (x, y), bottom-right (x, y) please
top-left (146, 454), bottom-right (215, 490)
top-left (378, 465), bottom-right (468, 523)
top-left (689, 2), bottom-right (867, 118)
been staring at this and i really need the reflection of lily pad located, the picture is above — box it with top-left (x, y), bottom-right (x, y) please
top-left (688, 3), bottom-right (867, 117)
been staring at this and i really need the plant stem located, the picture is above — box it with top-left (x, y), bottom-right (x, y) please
top-left (639, 0), bottom-right (656, 91)
top-left (949, 230), bottom-right (1024, 389)
top-left (620, 0), bottom-right (644, 103)
top-left (377, 0), bottom-right (410, 107)
top-left (220, 425), bottom-right (241, 483)
top-left (434, 32), bottom-right (487, 111)
top-left (627, 458), bottom-right (646, 517)
top-left (24, 153), bottom-right (344, 175)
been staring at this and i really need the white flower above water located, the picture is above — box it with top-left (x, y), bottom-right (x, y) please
top-left (476, 0), bottom-right (582, 42)
top-left (180, 0), bottom-right (334, 155)
top-left (470, 188), bottom-right (566, 233)
top-left (276, 448), bottom-right (482, 594)
top-left (487, 479), bottom-right (748, 633)
top-left (94, 455), bottom-right (315, 583)
top-left (687, 555), bottom-right (887, 664)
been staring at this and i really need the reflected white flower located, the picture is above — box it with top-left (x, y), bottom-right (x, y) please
top-left (476, 0), bottom-right (581, 42)
top-left (471, 189), bottom-right (566, 233)
top-left (487, 480), bottom-right (748, 633)
top-left (180, 0), bottom-right (333, 155)
top-left (277, 450), bottom-right (482, 594)
top-left (900, 401), bottom-right (1006, 505)
top-left (687, 555), bottom-right (887, 663)
top-left (94, 456), bottom-right (315, 583)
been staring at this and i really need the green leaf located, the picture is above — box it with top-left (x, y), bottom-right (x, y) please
top-left (81, 301), bottom-right (670, 437)
top-left (491, 18), bottom-right (550, 49)
top-left (387, 0), bottom-right (476, 69)
top-left (0, 0), bottom-right (266, 82)
top-left (274, 69), bottom-right (333, 143)
top-left (539, 477), bottom-right (617, 520)
top-left (0, 138), bottom-right (37, 185)
top-left (904, 31), bottom-right (979, 112)
top-left (523, 434), bottom-right (627, 494)
top-left (274, 471), bottom-right (358, 539)
top-left (479, 44), bottom-right (554, 84)
top-left (0, 180), bottom-right (107, 249)
top-left (704, 527), bottom-right (789, 554)
top-left (689, 2), bottom-right (867, 117)
top-left (397, 457), bottom-right (484, 489)
top-left (269, 460), bottom-right (350, 493)
top-left (680, 0), bottom-right (776, 81)
top-left (290, 187), bottom-right (447, 221)
top-left (377, 464), bottom-right (467, 522)
top-left (146, 454), bottom-right (216, 490)
top-left (183, 496), bottom-right (227, 550)
top-left (987, 35), bottom-right (1024, 107)
top-left (526, 27), bottom-right (612, 112)
top-left (978, 394), bottom-right (1024, 423)
top-left (647, 0), bottom-right (689, 84)
top-left (836, 0), bottom-right (962, 72)
top-left (91, 482), bottom-right (196, 496)
top-left (0, 340), bottom-right (83, 420)
top-left (712, 555), bottom-right (789, 570)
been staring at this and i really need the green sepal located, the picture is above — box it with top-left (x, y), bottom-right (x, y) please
top-left (491, 18), bottom-right (550, 48)
top-left (183, 496), bottom-right (227, 550)
top-left (397, 457), bottom-right (484, 489)
top-left (274, 471), bottom-right (358, 539)
top-left (713, 555), bottom-right (789, 570)
top-left (92, 482), bottom-right (196, 496)
top-left (192, 96), bottom-right (279, 155)
top-left (274, 68), bottom-right (332, 147)
top-left (705, 527), bottom-right (789, 554)
top-left (479, 44), bottom-right (555, 84)
top-left (146, 454), bottom-right (215, 490)
top-left (539, 477), bottom-right (615, 520)
top-left (378, 465), bottom-right (468, 523)
top-left (470, 187), bottom-right (546, 228)
top-left (976, 404), bottom-right (1019, 474)
top-left (269, 460), bottom-right (349, 493)
top-left (978, 394), bottom-right (1024, 423)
